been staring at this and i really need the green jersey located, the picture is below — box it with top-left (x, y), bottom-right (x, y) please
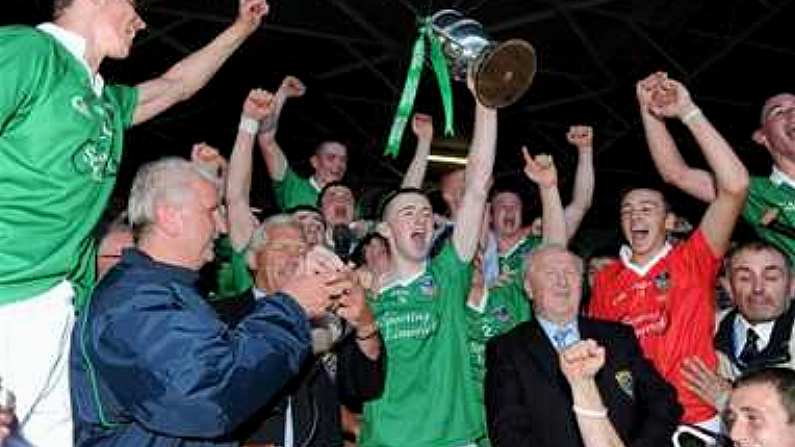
top-left (0, 26), bottom-right (137, 308)
top-left (272, 166), bottom-right (321, 210)
top-left (466, 274), bottom-right (531, 447)
top-left (204, 236), bottom-right (253, 301)
top-left (360, 243), bottom-right (482, 447)
top-left (743, 173), bottom-right (795, 261)
top-left (466, 274), bottom-right (531, 393)
top-left (498, 234), bottom-right (541, 278)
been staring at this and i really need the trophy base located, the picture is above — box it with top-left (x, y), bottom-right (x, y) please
top-left (472, 39), bottom-right (537, 108)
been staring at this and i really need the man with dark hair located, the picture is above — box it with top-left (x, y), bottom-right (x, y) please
top-left (358, 80), bottom-right (497, 447)
top-left (288, 205), bottom-right (326, 248)
top-left (726, 367), bottom-right (795, 447)
top-left (642, 72), bottom-right (795, 261)
top-left (0, 1), bottom-right (268, 444)
top-left (591, 74), bottom-right (749, 429)
top-left (682, 240), bottom-right (795, 413)
top-left (255, 76), bottom-right (349, 210)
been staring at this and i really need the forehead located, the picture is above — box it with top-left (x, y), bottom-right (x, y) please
top-left (493, 191), bottom-right (522, 206)
top-left (533, 249), bottom-right (579, 270)
top-left (763, 93), bottom-right (795, 118)
top-left (266, 224), bottom-right (303, 242)
top-left (442, 169), bottom-right (466, 185)
top-left (317, 142), bottom-right (347, 157)
top-left (732, 247), bottom-right (789, 270)
top-left (294, 210), bottom-right (323, 221)
top-left (326, 185), bottom-right (352, 196)
top-left (621, 188), bottom-right (665, 207)
top-left (731, 383), bottom-right (782, 411)
top-left (386, 192), bottom-right (431, 218)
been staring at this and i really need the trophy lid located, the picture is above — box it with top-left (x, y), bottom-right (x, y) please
top-left (473, 39), bottom-right (537, 108)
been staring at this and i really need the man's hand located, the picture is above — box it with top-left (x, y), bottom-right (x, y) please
top-left (522, 147), bottom-right (557, 189)
top-left (559, 339), bottom-right (606, 384)
top-left (242, 88), bottom-right (275, 122)
top-left (191, 142), bottom-right (228, 182)
top-left (636, 72), bottom-right (666, 111)
top-left (412, 113), bottom-right (434, 142)
top-left (301, 245), bottom-right (346, 276)
top-left (280, 271), bottom-right (351, 318)
top-left (0, 408), bottom-right (15, 445)
top-left (566, 125), bottom-right (593, 151)
top-left (681, 356), bottom-right (732, 410)
top-left (334, 272), bottom-right (376, 331)
top-left (234, 0), bottom-right (269, 35)
top-left (278, 76), bottom-right (306, 99)
top-left (648, 77), bottom-right (698, 121)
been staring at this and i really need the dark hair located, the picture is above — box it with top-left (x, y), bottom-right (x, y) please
top-left (377, 187), bottom-right (426, 220)
top-left (317, 181), bottom-right (354, 207)
top-left (734, 367), bottom-right (795, 423)
top-left (350, 232), bottom-right (390, 268)
top-left (53, 0), bottom-right (74, 18)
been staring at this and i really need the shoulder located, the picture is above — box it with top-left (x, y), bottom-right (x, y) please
top-left (0, 26), bottom-right (57, 55)
top-left (487, 320), bottom-right (533, 352)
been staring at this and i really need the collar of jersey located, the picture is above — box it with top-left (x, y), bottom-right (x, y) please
top-left (770, 166), bottom-right (795, 190)
top-left (378, 263), bottom-right (428, 294)
top-left (500, 233), bottom-right (528, 258)
top-left (309, 176), bottom-right (323, 192)
top-left (37, 22), bottom-right (105, 96)
top-left (618, 241), bottom-right (673, 277)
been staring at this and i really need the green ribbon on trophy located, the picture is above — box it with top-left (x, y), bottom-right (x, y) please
top-left (384, 20), bottom-right (455, 158)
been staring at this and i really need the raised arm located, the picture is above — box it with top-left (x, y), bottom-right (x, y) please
top-left (257, 76), bottom-right (306, 181)
top-left (560, 340), bottom-right (625, 447)
top-left (401, 113), bottom-right (434, 188)
top-left (226, 89), bottom-right (274, 251)
top-left (132, 0), bottom-right (268, 125)
top-left (563, 126), bottom-right (595, 240)
top-left (453, 94), bottom-right (497, 262)
top-left (639, 72), bottom-right (716, 203)
top-left (522, 148), bottom-right (567, 245)
top-left (649, 77), bottom-right (749, 256)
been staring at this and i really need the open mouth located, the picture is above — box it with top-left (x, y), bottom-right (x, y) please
top-left (630, 228), bottom-right (650, 245)
top-left (410, 230), bottom-right (426, 249)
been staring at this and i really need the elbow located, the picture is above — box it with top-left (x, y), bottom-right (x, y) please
top-left (722, 166), bottom-right (750, 198)
top-left (658, 168), bottom-right (685, 186)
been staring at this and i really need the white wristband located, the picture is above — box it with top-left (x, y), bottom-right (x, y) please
top-left (681, 107), bottom-right (703, 125)
top-left (572, 404), bottom-right (608, 418)
top-left (239, 116), bottom-right (260, 135)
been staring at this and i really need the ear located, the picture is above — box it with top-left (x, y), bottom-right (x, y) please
top-left (310, 154), bottom-right (319, 172)
top-left (787, 271), bottom-right (795, 300)
top-left (719, 275), bottom-right (735, 306)
top-left (752, 129), bottom-right (769, 148)
top-left (246, 249), bottom-right (258, 271)
top-left (523, 271), bottom-right (534, 300)
top-left (664, 212), bottom-right (677, 232)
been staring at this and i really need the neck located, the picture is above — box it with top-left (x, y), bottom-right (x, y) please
top-left (541, 313), bottom-right (576, 327)
top-left (630, 243), bottom-right (666, 266)
top-left (138, 238), bottom-right (200, 271)
top-left (387, 255), bottom-right (424, 284)
top-left (254, 276), bottom-right (277, 294)
top-left (774, 156), bottom-right (795, 180)
top-left (53, 16), bottom-right (102, 73)
top-left (498, 231), bottom-right (523, 254)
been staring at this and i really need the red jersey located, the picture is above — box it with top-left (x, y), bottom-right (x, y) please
top-left (590, 230), bottom-right (719, 424)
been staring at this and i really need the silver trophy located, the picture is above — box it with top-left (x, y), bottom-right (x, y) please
top-left (431, 9), bottom-right (537, 108)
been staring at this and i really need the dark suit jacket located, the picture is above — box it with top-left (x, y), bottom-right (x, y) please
top-left (485, 317), bottom-right (682, 447)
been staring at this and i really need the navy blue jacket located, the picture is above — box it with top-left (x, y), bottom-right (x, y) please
top-left (71, 249), bottom-right (311, 446)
